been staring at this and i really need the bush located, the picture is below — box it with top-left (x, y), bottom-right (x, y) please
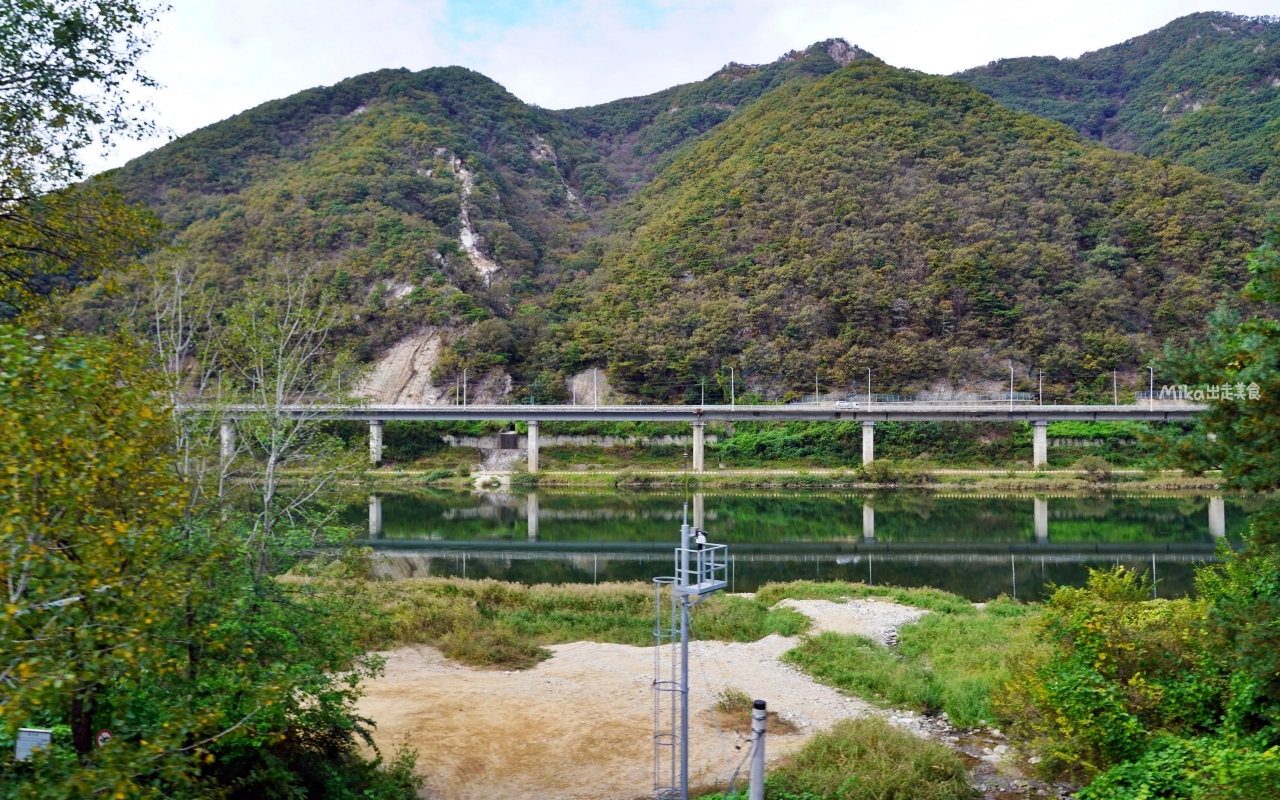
top-left (1074, 455), bottom-right (1113, 483)
top-left (421, 467), bottom-right (455, 483)
top-left (764, 717), bottom-right (978, 800)
top-left (996, 567), bottom-right (1223, 780)
top-left (1079, 736), bottom-right (1280, 800)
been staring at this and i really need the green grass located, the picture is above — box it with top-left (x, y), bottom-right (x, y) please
top-left (698, 716), bottom-right (978, 800)
top-left (754, 580), bottom-right (977, 615)
top-left (781, 595), bottom-right (1039, 727)
top-left (332, 578), bottom-right (809, 668)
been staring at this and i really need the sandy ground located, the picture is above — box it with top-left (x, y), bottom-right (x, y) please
top-left (356, 598), bottom-right (928, 800)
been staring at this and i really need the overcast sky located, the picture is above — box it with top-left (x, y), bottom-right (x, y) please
top-left (90, 0), bottom-right (1280, 172)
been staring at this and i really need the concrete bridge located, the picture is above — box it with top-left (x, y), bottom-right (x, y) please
top-left (222, 402), bottom-right (1205, 472)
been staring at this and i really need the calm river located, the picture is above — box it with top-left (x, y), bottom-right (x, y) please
top-left (352, 490), bottom-right (1255, 600)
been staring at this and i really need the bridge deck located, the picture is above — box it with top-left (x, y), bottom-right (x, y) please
top-left (250, 402), bottom-right (1204, 423)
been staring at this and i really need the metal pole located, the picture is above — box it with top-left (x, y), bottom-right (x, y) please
top-left (1039, 369), bottom-right (1043, 405)
top-left (701, 379), bottom-right (705, 406)
top-left (867, 367), bottom-right (871, 409)
top-left (1114, 370), bottom-right (1118, 405)
top-left (1149, 366), bottom-right (1154, 411)
top-left (1009, 361), bottom-right (1014, 409)
top-left (680, 597), bottom-right (689, 800)
top-left (462, 368), bottom-right (467, 407)
top-left (595, 368), bottom-right (599, 409)
top-left (749, 700), bottom-right (767, 800)
top-left (730, 368), bottom-right (735, 409)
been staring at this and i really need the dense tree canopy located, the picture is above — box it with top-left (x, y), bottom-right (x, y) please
top-left (958, 12), bottom-right (1280, 194)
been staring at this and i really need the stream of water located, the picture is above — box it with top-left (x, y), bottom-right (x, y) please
top-left (351, 490), bottom-right (1256, 600)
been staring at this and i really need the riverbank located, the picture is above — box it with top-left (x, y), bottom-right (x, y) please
top-left (366, 466), bottom-right (1224, 493)
top-left (342, 579), bottom-right (1054, 799)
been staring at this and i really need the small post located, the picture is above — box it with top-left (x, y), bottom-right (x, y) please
top-left (692, 421), bottom-right (705, 473)
top-left (369, 420), bottom-right (383, 465)
top-left (862, 420), bottom-right (875, 466)
top-left (749, 700), bottom-right (767, 800)
top-left (527, 420), bottom-right (540, 474)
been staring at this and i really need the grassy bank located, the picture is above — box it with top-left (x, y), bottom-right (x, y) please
top-left (696, 717), bottom-right (978, 800)
top-left (317, 577), bottom-right (809, 668)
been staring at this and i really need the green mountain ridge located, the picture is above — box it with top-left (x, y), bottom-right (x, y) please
top-left (956, 11), bottom-right (1280, 192)
top-left (74, 22), bottom-right (1278, 402)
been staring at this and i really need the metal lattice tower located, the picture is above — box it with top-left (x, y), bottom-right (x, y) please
top-left (653, 504), bottom-right (729, 800)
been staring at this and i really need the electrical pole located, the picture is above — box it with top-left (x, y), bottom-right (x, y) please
top-left (730, 367), bottom-right (735, 409)
top-left (462, 368), bottom-right (467, 406)
top-left (701, 378), bottom-right (705, 406)
top-left (1009, 361), bottom-right (1014, 410)
top-left (1149, 365), bottom-right (1154, 411)
top-left (1039, 369), bottom-right (1043, 406)
top-left (1113, 369), bottom-right (1118, 405)
top-left (867, 367), bottom-right (871, 410)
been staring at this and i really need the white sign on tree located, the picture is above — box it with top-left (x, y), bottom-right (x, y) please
top-left (15, 728), bottom-right (52, 761)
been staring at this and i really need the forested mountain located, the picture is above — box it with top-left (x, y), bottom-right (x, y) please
top-left (956, 12), bottom-right (1280, 193)
top-left (77, 31), bottom-right (1274, 403)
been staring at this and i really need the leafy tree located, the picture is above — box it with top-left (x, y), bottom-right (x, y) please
top-left (0, 1), bottom-right (166, 312)
top-left (0, 326), bottom-right (205, 794)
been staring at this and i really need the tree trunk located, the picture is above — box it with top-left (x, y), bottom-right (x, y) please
top-left (70, 687), bottom-right (96, 755)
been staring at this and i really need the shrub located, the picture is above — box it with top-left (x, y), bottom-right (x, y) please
top-left (764, 717), bottom-right (978, 800)
top-left (997, 567), bottom-right (1223, 779)
top-left (421, 467), bottom-right (455, 483)
top-left (1074, 455), bottom-right (1113, 483)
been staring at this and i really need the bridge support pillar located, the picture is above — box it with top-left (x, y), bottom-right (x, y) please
top-left (692, 421), bottom-right (705, 473)
top-left (1033, 421), bottom-right (1048, 468)
top-left (369, 495), bottom-right (382, 538)
top-left (220, 421), bottom-right (235, 461)
top-left (527, 492), bottom-right (539, 540)
top-left (693, 492), bottom-right (705, 530)
top-left (369, 421), bottom-right (383, 465)
top-left (862, 421), bottom-right (875, 466)
top-left (1034, 496), bottom-right (1048, 542)
top-left (1209, 496), bottom-right (1225, 538)
top-left (863, 504), bottom-right (875, 541)
top-left (527, 420), bottom-right (539, 473)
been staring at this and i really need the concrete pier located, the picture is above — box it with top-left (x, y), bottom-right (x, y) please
top-left (369, 495), bottom-right (382, 538)
top-left (1034, 496), bottom-right (1048, 542)
top-left (692, 421), bottom-right (705, 473)
top-left (369, 420), bottom-right (383, 464)
top-left (220, 421), bottom-right (235, 461)
top-left (693, 492), bottom-right (705, 530)
top-left (863, 503), bottom-right (875, 542)
top-left (1209, 496), bottom-right (1226, 538)
top-left (527, 420), bottom-right (539, 474)
top-left (527, 492), bottom-right (539, 540)
top-left (862, 421), bottom-right (875, 466)
top-left (1033, 421), bottom-right (1048, 468)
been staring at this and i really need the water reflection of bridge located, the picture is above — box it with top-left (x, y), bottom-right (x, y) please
top-left (366, 492), bottom-right (1229, 543)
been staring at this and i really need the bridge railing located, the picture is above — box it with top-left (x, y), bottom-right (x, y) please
top-left (790, 391), bottom-right (1038, 405)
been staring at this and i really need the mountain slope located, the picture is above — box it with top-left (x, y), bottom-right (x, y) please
top-left (87, 45), bottom-right (854, 369)
top-left (955, 12), bottom-right (1280, 193)
top-left (560, 58), bottom-right (1269, 401)
top-left (81, 38), bottom-right (1274, 404)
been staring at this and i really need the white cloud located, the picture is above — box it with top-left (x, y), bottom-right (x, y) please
top-left (89, 0), bottom-right (1280, 171)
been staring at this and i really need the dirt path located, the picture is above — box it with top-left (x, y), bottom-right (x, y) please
top-left (356, 598), bottom-right (926, 799)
